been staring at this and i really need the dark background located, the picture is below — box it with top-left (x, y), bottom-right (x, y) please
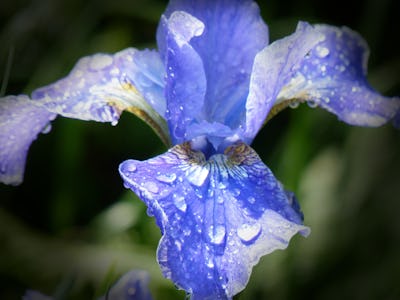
top-left (0, 0), bottom-right (399, 299)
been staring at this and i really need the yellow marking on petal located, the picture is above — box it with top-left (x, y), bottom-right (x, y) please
top-left (121, 81), bottom-right (140, 95)
top-left (224, 142), bottom-right (259, 165)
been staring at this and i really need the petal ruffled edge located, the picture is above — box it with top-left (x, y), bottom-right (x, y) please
top-left (119, 142), bottom-right (309, 299)
top-left (31, 48), bottom-right (170, 145)
top-left (275, 24), bottom-right (400, 127)
top-left (0, 95), bottom-right (56, 185)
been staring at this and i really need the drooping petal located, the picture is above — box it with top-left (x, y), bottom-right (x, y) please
top-left (158, 0), bottom-right (269, 146)
top-left (0, 95), bottom-right (56, 185)
top-left (99, 270), bottom-right (153, 300)
top-left (119, 142), bottom-right (308, 299)
top-left (244, 22), bottom-right (325, 142)
top-left (31, 48), bottom-right (170, 145)
top-left (276, 24), bottom-right (400, 127)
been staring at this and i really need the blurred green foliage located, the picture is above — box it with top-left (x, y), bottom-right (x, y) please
top-left (0, 0), bottom-right (399, 299)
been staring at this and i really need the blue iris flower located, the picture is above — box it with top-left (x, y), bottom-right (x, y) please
top-left (1, 0), bottom-right (399, 299)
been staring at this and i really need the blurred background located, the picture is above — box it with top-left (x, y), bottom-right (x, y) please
top-left (0, 0), bottom-right (399, 299)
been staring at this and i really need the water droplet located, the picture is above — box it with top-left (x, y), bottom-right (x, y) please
top-left (316, 46), bottom-right (330, 58)
top-left (175, 240), bottom-right (182, 251)
top-left (237, 223), bottom-right (261, 243)
top-left (217, 181), bottom-right (228, 189)
top-left (289, 101), bottom-right (300, 109)
top-left (232, 188), bottom-right (241, 197)
top-left (125, 163), bottom-right (137, 173)
top-left (206, 258), bottom-right (214, 268)
top-left (307, 100), bottom-right (318, 108)
top-left (208, 225), bottom-right (226, 245)
top-left (351, 86), bottom-right (359, 93)
top-left (156, 173), bottom-right (177, 184)
top-left (41, 123), bottom-right (52, 134)
top-left (173, 194), bottom-right (187, 212)
top-left (186, 165), bottom-right (209, 187)
top-left (183, 228), bottom-right (191, 236)
top-left (144, 181), bottom-right (159, 194)
top-left (247, 196), bottom-right (256, 204)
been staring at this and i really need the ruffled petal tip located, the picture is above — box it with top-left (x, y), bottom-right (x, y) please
top-left (0, 95), bottom-right (56, 185)
top-left (276, 24), bottom-right (399, 127)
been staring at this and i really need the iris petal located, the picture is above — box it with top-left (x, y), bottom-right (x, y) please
top-left (159, 0), bottom-right (269, 147)
top-left (31, 48), bottom-right (169, 145)
top-left (119, 142), bottom-right (308, 299)
top-left (276, 24), bottom-right (400, 127)
top-left (0, 95), bottom-right (55, 185)
top-left (244, 22), bottom-right (324, 142)
top-left (160, 11), bottom-right (207, 144)
top-left (99, 270), bottom-right (153, 300)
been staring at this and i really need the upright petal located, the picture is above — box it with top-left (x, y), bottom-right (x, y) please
top-left (159, 11), bottom-right (207, 144)
top-left (276, 25), bottom-right (399, 127)
top-left (158, 0), bottom-right (269, 146)
top-left (0, 95), bottom-right (55, 185)
top-left (31, 48), bottom-right (170, 145)
top-left (119, 142), bottom-right (308, 299)
top-left (244, 22), bottom-right (324, 142)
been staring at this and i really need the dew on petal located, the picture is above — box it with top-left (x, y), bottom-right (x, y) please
top-left (289, 101), bottom-right (300, 109)
top-left (143, 181), bottom-right (159, 194)
top-left (237, 223), bottom-right (261, 243)
top-left (125, 163), bottom-right (137, 173)
top-left (156, 173), bottom-right (177, 183)
top-left (41, 123), bottom-right (52, 134)
top-left (316, 46), bottom-right (330, 58)
top-left (186, 165), bottom-right (209, 187)
top-left (208, 225), bottom-right (226, 245)
top-left (247, 196), bottom-right (256, 204)
top-left (307, 100), bottom-right (318, 108)
top-left (173, 194), bottom-right (187, 212)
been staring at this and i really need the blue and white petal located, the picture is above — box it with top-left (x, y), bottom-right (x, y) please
top-left (160, 11), bottom-right (207, 144)
top-left (119, 142), bottom-right (308, 299)
top-left (31, 48), bottom-right (169, 145)
top-left (0, 95), bottom-right (56, 185)
top-left (244, 22), bottom-right (325, 142)
top-left (276, 24), bottom-right (400, 127)
top-left (159, 0), bottom-right (269, 147)
top-left (99, 270), bottom-right (153, 300)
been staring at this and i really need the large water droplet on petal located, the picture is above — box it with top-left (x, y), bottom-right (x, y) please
top-left (307, 100), bottom-right (318, 108)
top-left (125, 163), bottom-right (137, 173)
top-left (41, 123), bottom-right (52, 134)
top-left (173, 194), bottom-right (187, 212)
top-left (208, 225), bottom-right (226, 245)
top-left (316, 46), bottom-right (330, 58)
top-left (237, 223), bottom-right (261, 244)
top-left (143, 181), bottom-right (159, 194)
top-left (156, 173), bottom-right (177, 184)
